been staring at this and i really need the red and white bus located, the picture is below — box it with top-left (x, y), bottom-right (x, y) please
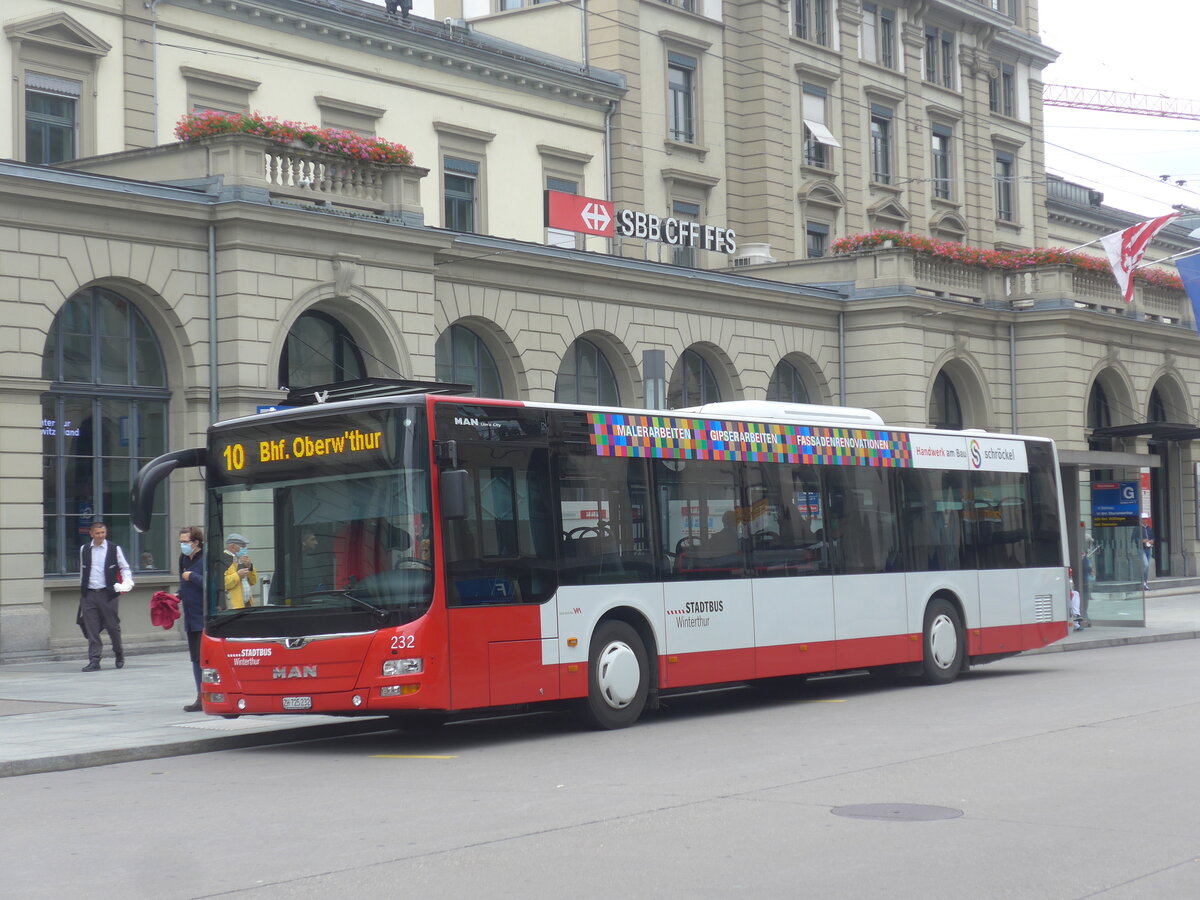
top-left (132, 390), bottom-right (1069, 728)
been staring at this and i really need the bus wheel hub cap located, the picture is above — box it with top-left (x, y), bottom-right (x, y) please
top-left (929, 614), bottom-right (957, 668)
top-left (597, 641), bottom-right (639, 708)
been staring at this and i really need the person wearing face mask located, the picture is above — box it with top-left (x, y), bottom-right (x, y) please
top-left (178, 526), bottom-right (206, 712)
top-left (222, 533), bottom-right (257, 610)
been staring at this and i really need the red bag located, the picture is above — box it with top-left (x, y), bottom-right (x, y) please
top-left (150, 591), bottom-right (181, 629)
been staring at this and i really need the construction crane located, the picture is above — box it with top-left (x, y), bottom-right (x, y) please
top-left (1043, 84), bottom-right (1200, 121)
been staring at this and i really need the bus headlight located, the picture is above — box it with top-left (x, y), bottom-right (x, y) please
top-left (382, 658), bottom-right (423, 677)
top-left (202, 668), bottom-right (221, 684)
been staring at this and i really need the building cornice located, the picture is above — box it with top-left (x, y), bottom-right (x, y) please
top-left (165, 0), bottom-right (625, 109)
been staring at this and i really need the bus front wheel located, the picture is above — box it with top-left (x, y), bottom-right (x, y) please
top-left (582, 620), bottom-right (649, 729)
top-left (921, 598), bottom-right (964, 685)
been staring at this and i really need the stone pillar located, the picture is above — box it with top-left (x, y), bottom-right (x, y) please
top-left (961, 49), bottom-right (997, 248)
top-left (0, 380), bottom-right (53, 658)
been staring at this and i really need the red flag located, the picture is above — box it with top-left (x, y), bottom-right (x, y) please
top-left (1099, 213), bottom-right (1180, 303)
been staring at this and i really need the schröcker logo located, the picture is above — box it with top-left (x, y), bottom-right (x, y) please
top-left (970, 438), bottom-right (982, 469)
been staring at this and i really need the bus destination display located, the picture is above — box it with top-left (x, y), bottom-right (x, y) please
top-left (211, 412), bottom-right (398, 483)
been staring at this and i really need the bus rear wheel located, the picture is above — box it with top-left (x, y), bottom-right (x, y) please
top-left (581, 620), bottom-right (649, 729)
top-left (921, 598), bottom-right (964, 685)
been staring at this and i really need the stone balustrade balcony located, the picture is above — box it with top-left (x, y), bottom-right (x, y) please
top-left (59, 133), bottom-right (428, 223)
top-left (775, 247), bottom-right (1190, 326)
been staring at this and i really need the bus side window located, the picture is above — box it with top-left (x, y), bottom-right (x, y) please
top-left (557, 451), bottom-right (655, 586)
top-left (657, 458), bottom-right (743, 580)
top-left (823, 467), bottom-right (900, 575)
top-left (744, 461), bottom-right (826, 577)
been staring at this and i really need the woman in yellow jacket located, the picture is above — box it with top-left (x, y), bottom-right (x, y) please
top-left (222, 533), bottom-right (258, 609)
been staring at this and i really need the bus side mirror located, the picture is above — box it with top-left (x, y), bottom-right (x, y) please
top-left (440, 469), bottom-right (468, 520)
top-left (130, 448), bottom-right (206, 533)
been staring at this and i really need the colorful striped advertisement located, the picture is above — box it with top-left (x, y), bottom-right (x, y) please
top-left (588, 413), bottom-right (912, 466)
top-left (587, 413), bottom-right (1028, 472)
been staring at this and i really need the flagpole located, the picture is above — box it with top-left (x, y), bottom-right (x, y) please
top-left (1131, 247), bottom-right (1200, 272)
top-left (1063, 237), bottom-right (1104, 253)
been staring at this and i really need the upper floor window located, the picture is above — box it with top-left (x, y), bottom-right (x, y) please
top-left (25, 74), bottom-right (78, 165)
top-left (659, 0), bottom-right (697, 10)
top-left (870, 105), bottom-right (893, 185)
top-left (995, 150), bottom-right (1016, 222)
top-left (860, 3), bottom-right (896, 69)
top-left (989, 62), bottom-right (1016, 117)
top-left (805, 222), bottom-right (830, 259)
top-left (795, 0), bottom-right (832, 47)
top-left (7, 11), bottom-right (109, 163)
top-left (444, 156), bottom-right (480, 233)
top-left (931, 124), bottom-right (953, 200)
top-left (924, 27), bottom-right (956, 89)
top-left (802, 83), bottom-right (839, 169)
top-left (546, 175), bottom-right (581, 249)
top-left (670, 199), bottom-right (702, 268)
top-left (667, 52), bottom-right (697, 144)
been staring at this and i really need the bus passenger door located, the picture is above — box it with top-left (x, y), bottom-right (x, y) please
top-left (657, 458), bottom-right (755, 686)
top-left (745, 462), bottom-right (836, 677)
top-left (437, 405), bottom-right (559, 711)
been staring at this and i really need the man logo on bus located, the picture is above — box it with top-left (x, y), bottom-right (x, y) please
top-left (970, 439), bottom-right (982, 469)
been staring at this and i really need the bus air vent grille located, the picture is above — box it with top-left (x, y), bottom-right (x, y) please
top-left (1034, 595), bottom-right (1053, 622)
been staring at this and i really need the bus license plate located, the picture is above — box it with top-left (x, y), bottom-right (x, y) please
top-left (282, 696), bottom-right (312, 710)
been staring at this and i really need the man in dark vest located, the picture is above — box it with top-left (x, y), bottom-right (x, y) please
top-left (79, 520), bottom-right (133, 671)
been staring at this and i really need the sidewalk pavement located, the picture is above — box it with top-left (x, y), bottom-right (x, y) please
top-left (3, 587), bottom-right (1199, 778)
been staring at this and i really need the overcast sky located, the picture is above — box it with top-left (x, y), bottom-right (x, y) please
top-left (1039, 0), bottom-right (1200, 220)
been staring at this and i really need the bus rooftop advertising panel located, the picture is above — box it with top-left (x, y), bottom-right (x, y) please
top-left (587, 413), bottom-right (1027, 472)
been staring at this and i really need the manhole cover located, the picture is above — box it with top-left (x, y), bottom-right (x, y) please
top-left (831, 803), bottom-right (962, 822)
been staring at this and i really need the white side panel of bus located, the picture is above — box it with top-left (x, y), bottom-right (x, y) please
top-left (551, 582), bottom-right (666, 666)
top-left (1020, 568), bottom-right (1068, 624)
top-left (902, 572), bottom-right (982, 632)
top-left (662, 581), bottom-right (754, 654)
top-left (978, 568), bottom-right (1021, 628)
top-left (540, 600), bottom-right (559, 666)
top-left (751, 576), bottom-right (835, 645)
top-left (832, 573), bottom-right (907, 639)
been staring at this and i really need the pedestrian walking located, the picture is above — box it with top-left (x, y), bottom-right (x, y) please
top-left (179, 525), bottom-right (206, 712)
top-left (78, 521), bottom-right (133, 671)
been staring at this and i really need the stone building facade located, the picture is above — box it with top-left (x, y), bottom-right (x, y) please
top-left (2, 0), bottom-right (1199, 657)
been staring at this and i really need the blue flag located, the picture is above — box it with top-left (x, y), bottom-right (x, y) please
top-left (1179, 254), bottom-right (1200, 333)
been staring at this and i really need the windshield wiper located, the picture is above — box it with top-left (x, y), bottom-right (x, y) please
top-left (283, 588), bottom-right (390, 621)
top-left (340, 590), bottom-right (390, 621)
top-left (207, 608), bottom-right (258, 631)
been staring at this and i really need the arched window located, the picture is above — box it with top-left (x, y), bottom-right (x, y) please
top-left (1087, 381), bottom-right (1112, 452)
top-left (929, 370), bottom-right (963, 430)
top-left (279, 311), bottom-right (366, 390)
top-left (767, 360), bottom-right (811, 404)
top-left (435, 324), bottom-right (503, 397)
top-left (1148, 386), bottom-right (1167, 424)
top-left (555, 338), bottom-right (619, 405)
top-left (41, 287), bottom-right (169, 575)
top-left (668, 348), bottom-right (720, 408)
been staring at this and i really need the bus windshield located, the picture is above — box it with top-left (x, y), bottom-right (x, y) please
top-left (205, 405), bottom-right (432, 634)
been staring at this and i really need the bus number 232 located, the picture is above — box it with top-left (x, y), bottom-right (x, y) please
top-left (391, 635), bottom-right (415, 650)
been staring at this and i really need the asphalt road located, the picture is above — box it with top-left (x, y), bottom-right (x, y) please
top-left (4, 641), bottom-right (1199, 899)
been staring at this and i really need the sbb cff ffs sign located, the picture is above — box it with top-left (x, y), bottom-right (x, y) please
top-left (543, 190), bottom-right (737, 254)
